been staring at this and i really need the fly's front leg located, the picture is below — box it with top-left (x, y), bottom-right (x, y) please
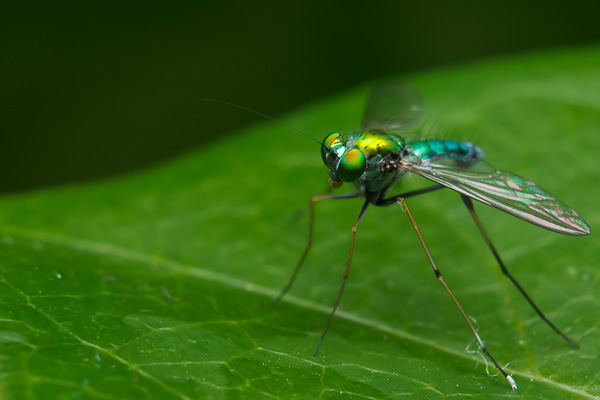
top-left (314, 199), bottom-right (370, 357)
top-left (270, 192), bottom-right (359, 306)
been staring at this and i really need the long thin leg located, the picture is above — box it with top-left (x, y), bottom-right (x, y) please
top-left (379, 185), bottom-right (444, 206)
top-left (269, 192), bottom-right (360, 306)
top-left (314, 199), bottom-right (370, 357)
top-left (398, 197), bottom-right (517, 391)
top-left (460, 195), bottom-right (579, 349)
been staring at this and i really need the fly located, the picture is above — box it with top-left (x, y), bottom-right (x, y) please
top-left (270, 81), bottom-right (591, 391)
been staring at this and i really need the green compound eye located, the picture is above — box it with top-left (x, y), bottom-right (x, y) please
top-left (337, 149), bottom-right (366, 182)
top-left (321, 132), bottom-right (343, 164)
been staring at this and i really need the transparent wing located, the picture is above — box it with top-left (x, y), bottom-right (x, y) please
top-left (405, 155), bottom-right (591, 236)
top-left (361, 81), bottom-right (424, 131)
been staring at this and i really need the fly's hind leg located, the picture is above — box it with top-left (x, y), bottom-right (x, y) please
top-left (460, 194), bottom-right (579, 348)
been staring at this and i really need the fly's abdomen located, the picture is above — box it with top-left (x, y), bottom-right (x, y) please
top-left (409, 140), bottom-right (484, 161)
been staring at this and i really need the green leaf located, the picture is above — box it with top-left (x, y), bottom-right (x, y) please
top-left (1, 47), bottom-right (599, 399)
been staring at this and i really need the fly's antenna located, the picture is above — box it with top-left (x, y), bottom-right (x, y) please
top-left (201, 99), bottom-right (322, 146)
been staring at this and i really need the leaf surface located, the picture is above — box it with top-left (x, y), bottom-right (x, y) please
top-left (1, 47), bottom-right (599, 399)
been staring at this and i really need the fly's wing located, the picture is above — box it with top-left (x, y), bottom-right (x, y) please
top-left (406, 155), bottom-right (591, 236)
top-left (361, 81), bottom-right (424, 131)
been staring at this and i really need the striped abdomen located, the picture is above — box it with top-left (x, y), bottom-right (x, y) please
top-left (409, 140), bottom-right (484, 161)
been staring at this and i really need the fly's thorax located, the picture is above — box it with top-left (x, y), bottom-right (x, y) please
top-left (321, 130), bottom-right (406, 186)
top-left (352, 129), bottom-right (405, 156)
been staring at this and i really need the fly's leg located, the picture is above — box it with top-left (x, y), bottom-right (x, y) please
top-left (397, 197), bottom-right (518, 391)
top-left (460, 194), bottom-right (579, 349)
top-left (269, 192), bottom-right (360, 306)
top-left (379, 185), bottom-right (444, 206)
top-left (314, 199), bottom-right (370, 357)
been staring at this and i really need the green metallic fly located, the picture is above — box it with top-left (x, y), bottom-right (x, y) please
top-left (270, 82), bottom-right (591, 391)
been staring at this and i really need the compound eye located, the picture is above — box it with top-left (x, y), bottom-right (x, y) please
top-left (337, 149), bottom-right (366, 182)
top-left (321, 132), bottom-right (343, 164)
top-left (321, 132), bottom-right (344, 168)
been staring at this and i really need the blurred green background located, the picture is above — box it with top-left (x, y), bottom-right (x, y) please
top-left (2, 1), bottom-right (599, 194)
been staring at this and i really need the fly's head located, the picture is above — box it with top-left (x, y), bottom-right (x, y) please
top-left (320, 132), bottom-right (367, 188)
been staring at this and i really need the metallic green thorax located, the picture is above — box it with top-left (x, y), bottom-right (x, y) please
top-left (350, 130), bottom-right (405, 196)
top-left (322, 129), bottom-right (484, 203)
